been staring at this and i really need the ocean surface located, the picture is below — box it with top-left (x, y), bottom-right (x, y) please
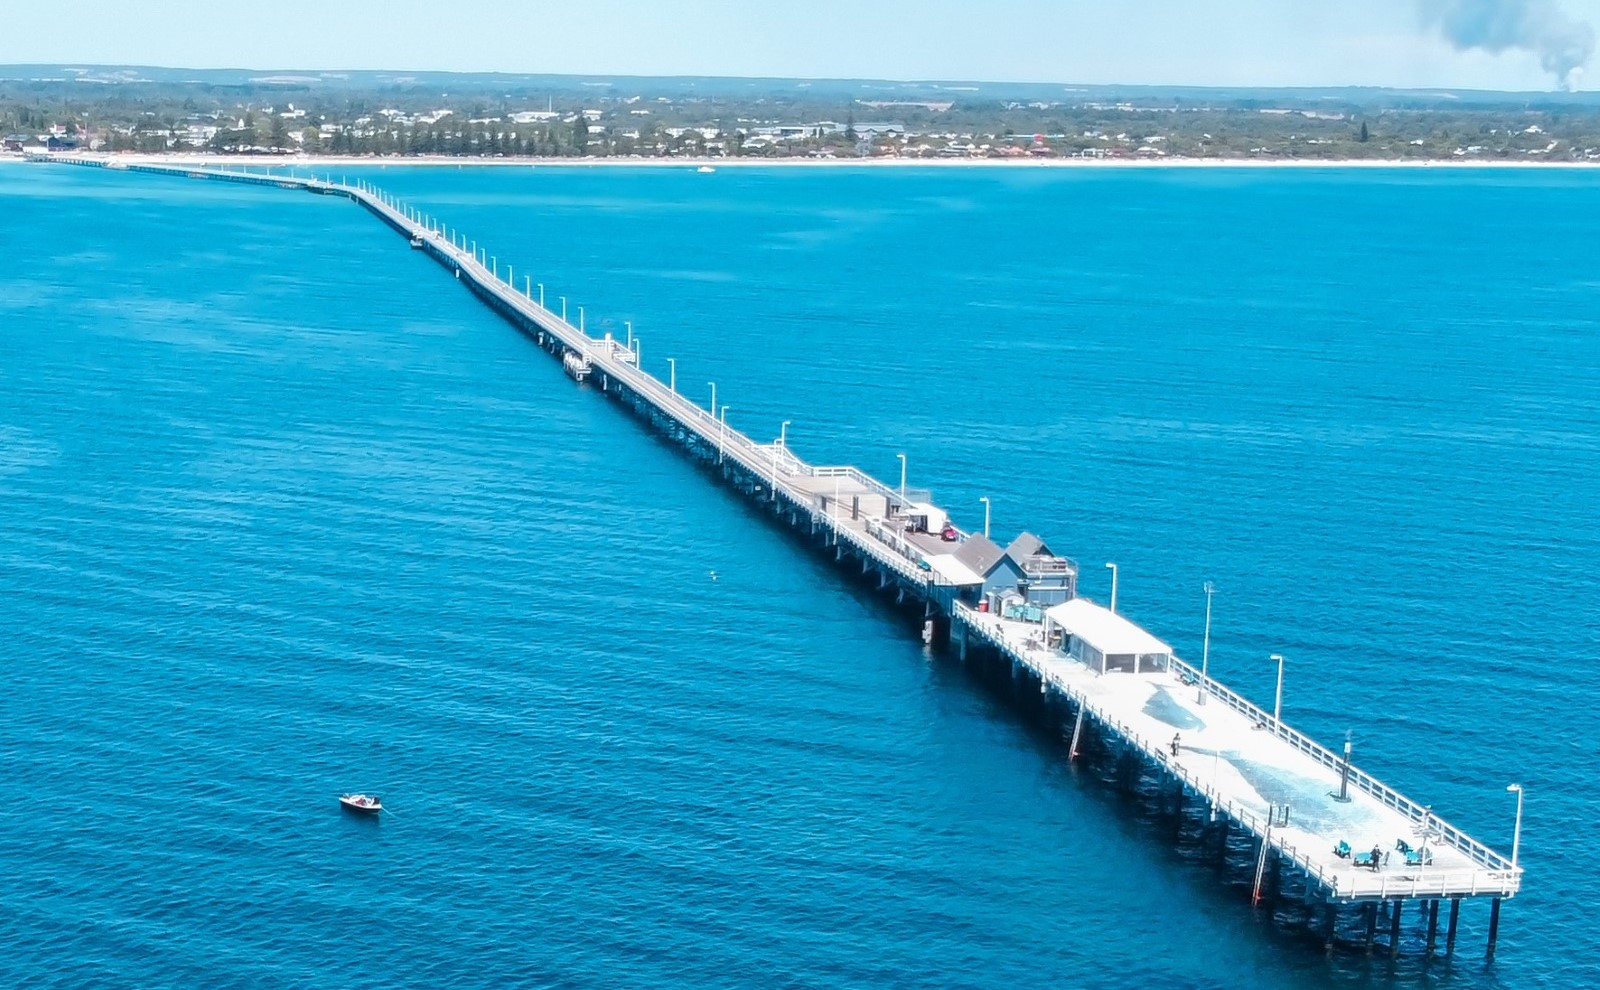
top-left (1, 161), bottom-right (1596, 989)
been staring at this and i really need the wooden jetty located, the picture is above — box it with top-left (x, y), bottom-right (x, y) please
top-left (29, 154), bottom-right (1525, 959)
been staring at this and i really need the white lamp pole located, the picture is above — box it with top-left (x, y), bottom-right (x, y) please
top-left (1507, 783), bottom-right (1524, 871)
top-left (896, 453), bottom-right (907, 510)
top-left (1269, 653), bottom-right (1286, 733)
top-left (770, 421), bottom-right (790, 498)
top-left (1199, 581), bottom-right (1214, 704)
top-left (709, 381), bottom-right (717, 415)
top-left (668, 357), bottom-right (676, 392)
top-left (719, 404), bottom-right (729, 462)
top-left (979, 496), bottom-right (990, 539)
top-left (560, 296), bottom-right (567, 322)
top-left (578, 306), bottom-right (585, 333)
top-left (537, 282), bottom-right (545, 307)
top-left (1105, 562), bottom-right (1118, 613)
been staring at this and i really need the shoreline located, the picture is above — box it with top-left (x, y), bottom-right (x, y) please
top-left (8, 151), bottom-right (1600, 170)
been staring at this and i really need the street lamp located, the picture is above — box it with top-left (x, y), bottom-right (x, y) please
top-left (769, 421), bottom-right (790, 499)
top-left (1507, 784), bottom-right (1524, 871)
top-left (537, 282), bottom-right (545, 307)
top-left (625, 321), bottom-right (633, 351)
top-left (1105, 562), bottom-right (1118, 613)
top-left (1269, 653), bottom-right (1286, 734)
top-left (560, 296), bottom-right (567, 322)
top-left (896, 453), bottom-right (907, 510)
top-left (709, 381), bottom-right (717, 416)
top-left (979, 496), bottom-right (991, 539)
top-left (578, 306), bottom-right (585, 333)
top-left (1199, 580), bottom-right (1214, 704)
top-left (719, 404), bottom-right (729, 463)
top-left (668, 357), bottom-right (676, 392)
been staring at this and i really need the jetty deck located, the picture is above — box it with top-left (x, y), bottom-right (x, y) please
top-left (29, 154), bottom-right (1524, 958)
top-left (959, 608), bottom-right (1516, 904)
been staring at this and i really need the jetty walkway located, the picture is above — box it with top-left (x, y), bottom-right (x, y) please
top-left (30, 154), bottom-right (1524, 959)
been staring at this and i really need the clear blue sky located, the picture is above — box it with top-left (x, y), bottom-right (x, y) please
top-left (4, 0), bottom-right (1599, 91)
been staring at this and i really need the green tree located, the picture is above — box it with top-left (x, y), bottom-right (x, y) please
top-left (571, 119), bottom-right (588, 156)
top-left (1358, 121), bottom-right (1370, 143)
top-left (269, 113), bottom-right (289, 150)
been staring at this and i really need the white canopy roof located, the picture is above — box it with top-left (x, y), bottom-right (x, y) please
top-left (1046, 598), bottom-right (1172, 656)
top-left (924, 553), bottom-right (985, 586)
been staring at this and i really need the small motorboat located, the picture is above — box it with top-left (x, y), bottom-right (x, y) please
top-left (339, 793), bottom-right (382, 814)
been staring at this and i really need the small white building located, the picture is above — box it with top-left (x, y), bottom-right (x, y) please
top-left (1045, 599), bottom-right (1172, 675)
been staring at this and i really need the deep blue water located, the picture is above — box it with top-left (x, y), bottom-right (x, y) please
top-left (1, 162), bottom-right (1595, 989)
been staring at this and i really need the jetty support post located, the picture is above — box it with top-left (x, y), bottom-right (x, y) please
top-left (1485, 897), bottom-right (1501, 961)
top-left (1389, 898), bottom-right (1403, 958)
top-left (1445, 898), bottom-right (1461, 956)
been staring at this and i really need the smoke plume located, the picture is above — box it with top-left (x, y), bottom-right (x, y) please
top-left (1419, 0), bottom-right (1596, 89)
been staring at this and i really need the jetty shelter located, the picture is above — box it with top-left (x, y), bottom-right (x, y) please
top-left (1044, 598), bottom-right (1172, 674)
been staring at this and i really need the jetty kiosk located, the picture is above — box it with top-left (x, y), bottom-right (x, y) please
top-left (27, 154), bottom-right (1525, 959)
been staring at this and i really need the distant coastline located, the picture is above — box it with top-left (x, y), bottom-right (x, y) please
top-left (8, 151), bottom-right (1600, 170)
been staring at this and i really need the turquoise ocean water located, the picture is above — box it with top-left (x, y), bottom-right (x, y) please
top-left (1, 162), bottom-right (1596, 988)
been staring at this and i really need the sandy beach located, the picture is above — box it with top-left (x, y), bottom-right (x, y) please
top-left (8, 151), bottom-right (1600, 170)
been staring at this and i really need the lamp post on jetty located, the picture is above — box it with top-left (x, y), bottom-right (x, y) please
top-left (719, 405), bottom-right (729, 463)
top-left (578, 306), bottom-right (585, 333)
top-left (769, 421), bottom-right (790, 499)
top-left (667, 358), bottom-right (676, 393)
top-left (709, 381), bottom-right (717, 416)
top-left (1333, 730), bottom-right (1353, 802)
top-left (625, 321), bottom-right (633, 351)
top-left (537, 282), bottom-right (545, 307)
top-left (1269, 653), bottom-right (1286, 734)
top-left (1105, 562), bottom-right (1118, 613)
top-left (896, 453), bottom-right (907, 510)
top-left (560, 296), bottom-right (567, 322)
top-left (979, 496), bottom-right (991, 538)
top-left (1507, 783), bottom-right (1524, 871)
top-left (1199, 580), bottom-right (1214, 704)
